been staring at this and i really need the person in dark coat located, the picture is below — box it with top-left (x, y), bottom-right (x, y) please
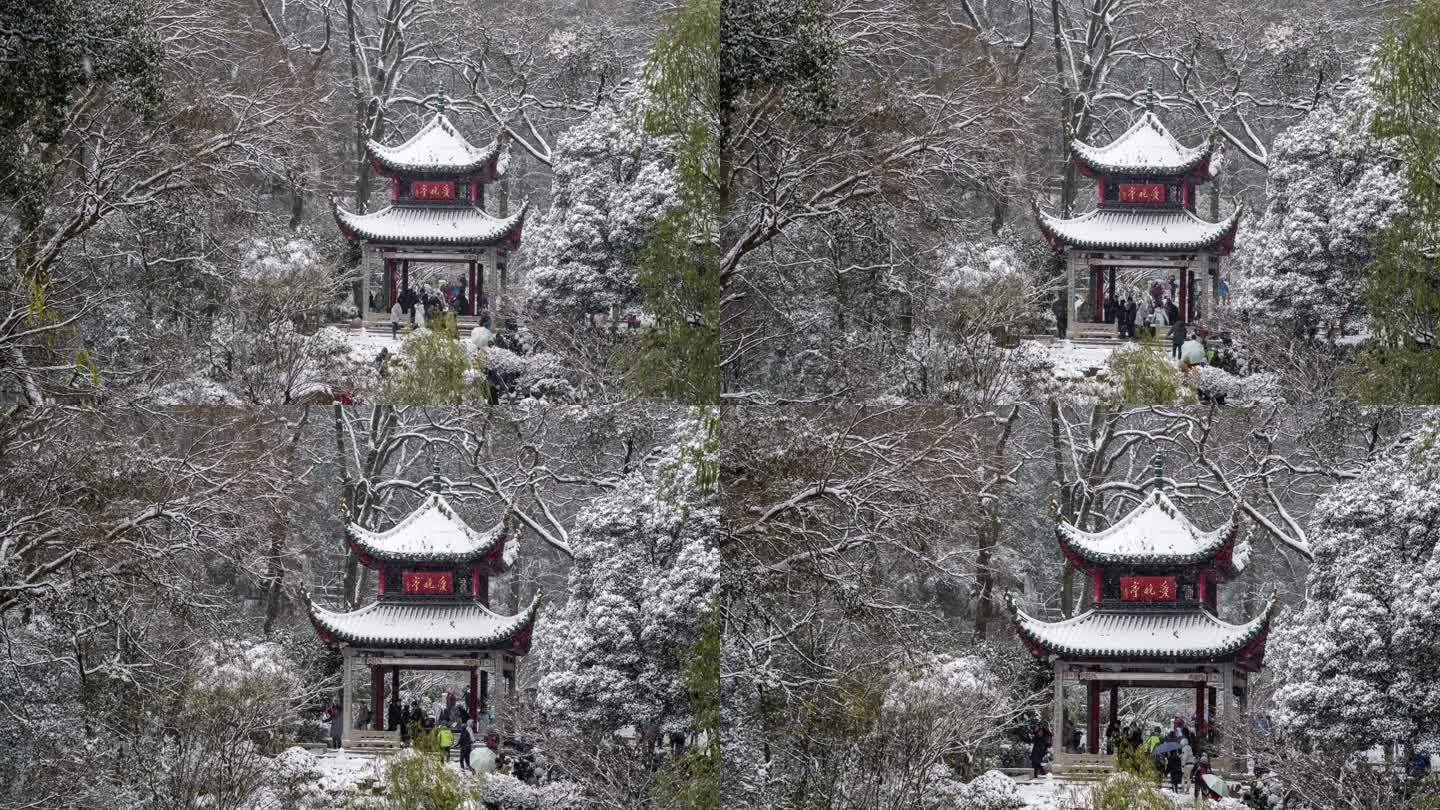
top-left (1105, 719), bottom-right (1120, 755)
top-left (1167, 319), bottom-right (1187, 359)
top-left (324, 698), bottom-right (343, 749)
top-left (387, 696), bottom-right (402, 732)
top-left (1052, 296), bottom-right (1067, 339)
top-left (1167, 749), bottom-right (1183, 792)
top-left (1166, 298), bottom-right (1180, 324)
top-left (400, 701), bottom-right (412, 745)
top-left (1128, 723), bottom-right (1143, 750)
top-left (1191, 752), bottom-right (1210, 797)
top-left (1026, 720), bottom-right (1050, 779)
top-left (456, 722), bottom-right (474, 772)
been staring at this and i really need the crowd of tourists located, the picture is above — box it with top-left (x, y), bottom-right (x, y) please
top-left (373, 277), bottom-right (479, 336)
top-left (1022, 713), bottom-right (1225, 800)
top-left (320, 689), bottom-right (530, 777)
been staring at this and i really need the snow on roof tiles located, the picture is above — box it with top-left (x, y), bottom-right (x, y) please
top-left (1035, 204), bottom-right (1242, 253)
top-left (308, 592), bottom-right (540, 651)
top-left (333, 200), bottom-right (528, 247)
top-left (367, 113), bottom-right (506, 177)
top-left (1057, 490), bottom-right (1241, 569)
top-left (1072, 111), bottom-right (1215, 176)
top-left (1009, 594), bottom-right (1274, 660)
top-left (347, 493), bottom-right (513, 567)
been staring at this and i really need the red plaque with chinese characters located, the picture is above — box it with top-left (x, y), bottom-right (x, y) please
top-left (411, 181), bottom-right (455, 200)
top-left (1118, 183), bottom-right (1166, 204)
top-left (1120, 575), bottom-right (1176, 601)
top-left (402, 571), bottom-right (454, 594)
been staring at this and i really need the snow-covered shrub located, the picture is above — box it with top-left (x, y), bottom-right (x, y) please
top-left (879, 654), bottom-right (1012, 783)
top-left (534, 780), bottom-right (586, 810)
top-left (956, 769), bottom-right (1024, 810)
top-left (1188, 365), bottom-right (1284, 404)
top-left (382, 322), bottom-right (490, 403)
top-left (920, 762), bottom-right (968, 810)
top-left (1100, 342), bottom-right (1195, 404)
top-left (383, 747), bottom-right (472, 810)
top-left (478, 772), bottom-right (537, 809)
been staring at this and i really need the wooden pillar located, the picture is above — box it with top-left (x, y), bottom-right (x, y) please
top-left (470, 668), bottom-right (479, 732)
top-left (377, 566), bottom-right (385, 596)
top-left (1052, 662), bottom-right (1065, 764)
top-left (479, 669), bottom-right (490, 718)
top-left (341, 652), bottom-right (353, 747)
top-left (372, 665), bottom-right (385, 730)
top-left (1091, 570), bottom-right (1102, 604)
top-left (1108, 267), bottom-right (1117, 317)
top-left (467, 259), bottom-right (477, 317)
top-left (401, 260), bottom-right (410, 296)
top-left (1087, 680), bottom-right (1100, 754)
top-left (1109, 685), bottom-right (1119, 727)
top-left (1197, 572), bottom-right (1207, 608)
top-left (387, 258), bottom-right (396, 306)
top-left (1207, 686), bottom-right (1216, 738)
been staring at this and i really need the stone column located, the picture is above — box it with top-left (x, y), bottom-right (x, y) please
top-left (341, 652), bottom-right (353, 747)
top-left (1052, 661), bottom-right (1065, 768)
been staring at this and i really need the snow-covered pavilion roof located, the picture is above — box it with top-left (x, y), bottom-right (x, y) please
top-left (1034, 204), bottom-right (1241, 254)
top-left (1008, 592), bottom-right (1275, 661)
top-left (1056, 489), bottom-right (1247, 573)
top-left (1071, 111), bottom-right (1216, 178)
top-left (333, 200), bottom-right (528, 248)
top-left (308, 592), bottom-right (540, 652)
top-left (367, 113), bottom-right (508, 179)
top-left (346, 492), bottom-right (516, 571)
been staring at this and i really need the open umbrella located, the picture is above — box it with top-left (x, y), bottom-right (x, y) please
top-left (1203, 773), bottom-right (1231, 798)
top-left (1152, 741), bottom-right (1182, 755)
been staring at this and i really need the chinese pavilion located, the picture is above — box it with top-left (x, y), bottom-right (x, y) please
top-left (307, 463), bottom-right (540, 748)
top-left (1007, 455), bottom-right (1275, 776)
top-left (333, 96), bottom-right (528, 321)
top-left (1035, 91), bottom-right (1242, 340)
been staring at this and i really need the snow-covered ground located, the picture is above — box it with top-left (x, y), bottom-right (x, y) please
top-left (1014, 774), bottom-right (1237, 808)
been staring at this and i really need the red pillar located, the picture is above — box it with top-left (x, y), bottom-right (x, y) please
top-left (467, 260), bottom-right (477, 316)
top-left (1087, 681), bottom-right (1100, 754)
top-left (470, 668), bottom-right (479, 732)
top-left (471, 566), bottom-right (480, 598)
top-left (1207, 686), bottom-right (1216, 739)
top-left (1091, 570), bottom-right (1102, 603)
top-left (377, 566), bottom-right (385, 596)
top-left (1197, 572), bottom-right (1207, 607)
top-left (372, 666), bottom-right (385, 730)
top-left (1195, 684), bottom-right (1206, 736)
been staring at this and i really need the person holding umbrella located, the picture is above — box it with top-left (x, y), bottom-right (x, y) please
top-left (1166, 747), bottom-right (1183, 792)
top-left (1191, 752), bottom-right (1210, 798)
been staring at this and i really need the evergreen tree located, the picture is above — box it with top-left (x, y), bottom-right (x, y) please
top-left (1356, 0), bottom-right (1440, 401)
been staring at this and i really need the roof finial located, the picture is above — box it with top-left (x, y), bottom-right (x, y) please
top-left (1152, 450), bottom-right (1166, 491)
top-left (1143, 78), bottom-right (1155, 114)
top-left (430, 450), bottom-right (442, 494)
top-left (434, 79), bottom-right (448, 115)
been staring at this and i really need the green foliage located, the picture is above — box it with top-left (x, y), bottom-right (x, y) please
top-left (1373, 0), bottom-right (1440, 219)
top-left (629, 0), bottom-right (720, 403)
top-left (1352, 217), bottom-right (1440, 402)
top-left (1114, 742), bottom-right (1160, 782)
top-left (719, 0), bottom-right (840, 126)
top-left (1101, 341), bottom-right (1196, 405)
top-left (1071, 772), bottom-right (1174, 810)
top-left (1360, 0), bottom-right (1440, 401)
top-left (652, 598), bottom-right (720, 809)
top-left (380, 314), bottom-right (490, 404)
top-left (383, 750), bottom-right (473, 810)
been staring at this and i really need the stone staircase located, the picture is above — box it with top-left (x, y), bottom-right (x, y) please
top-left (1052, 753), bottom-right (1118, 783)
top-left (342, 728), bottom-right (404, 756)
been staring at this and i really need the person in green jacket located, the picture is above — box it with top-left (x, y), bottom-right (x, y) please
top-left (437, 722), bottom-right (454, 764)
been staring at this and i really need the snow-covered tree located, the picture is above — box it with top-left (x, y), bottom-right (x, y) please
top-left (536, 413), bottom-right (719, 745)
top-left (1272, 429), bottom-right (1440, 752)
top-left (524, 84), bottom-right (679, 319)
top-left (1232, 67), bottom-right (1407, 331)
